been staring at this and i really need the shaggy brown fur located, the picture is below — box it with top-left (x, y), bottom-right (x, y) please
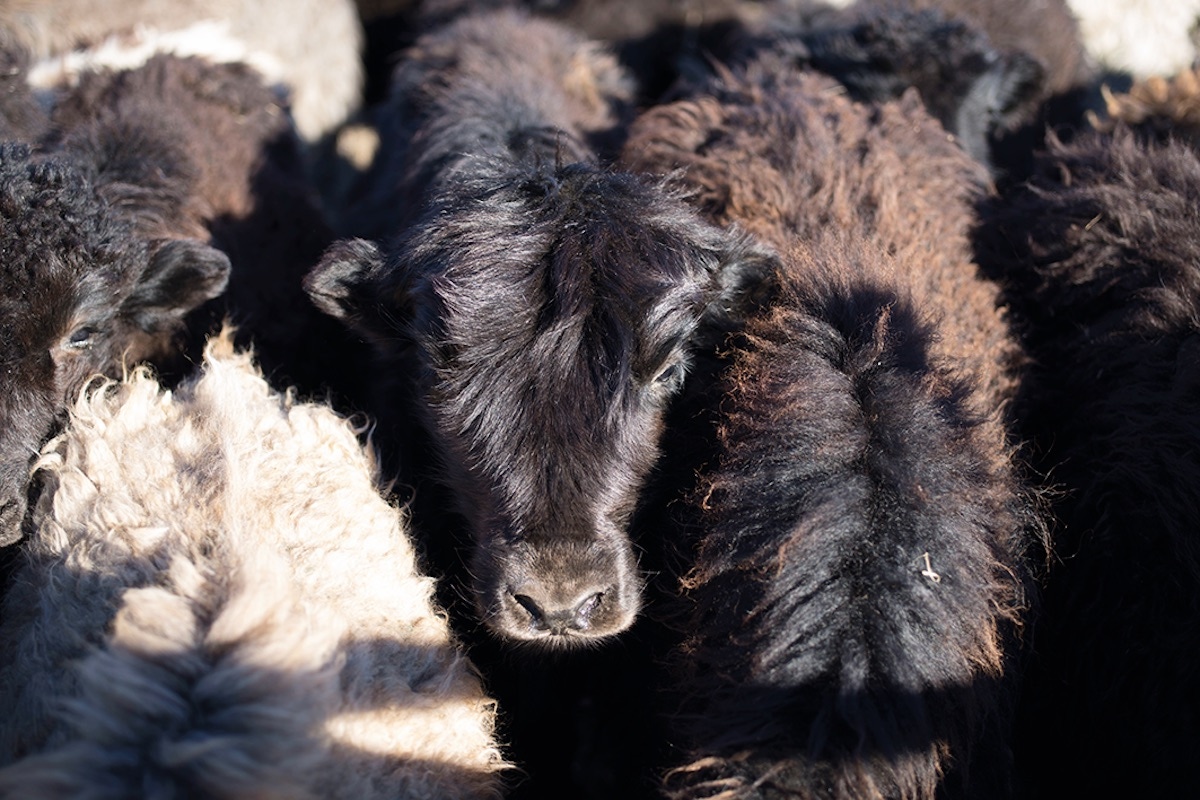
top-left (622, 62), bottom-right (1036, 800)
top-left (626, 59), bottom-right (1022, 407)
top-left (41, 53), bottom-right (370, 403)
top-left (1092, 67), bottom-right (1200, 149)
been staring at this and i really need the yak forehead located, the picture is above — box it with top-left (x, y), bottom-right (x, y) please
top-left (435, 238), bottom-right (706, 384)
top-left (430, 344), bottom-right (672, 540)
top-left (1, 272), bottom-right (80, 360)
top-left (0, 173), bottom-right (139, 362)
top-left (426, 165), bottom-right (717, 378)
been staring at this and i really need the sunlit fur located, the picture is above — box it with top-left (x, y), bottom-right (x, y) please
top-left (1092, 66), bottom-right (1200, 151)
top-left (0, 331), bottom-right (508, 798)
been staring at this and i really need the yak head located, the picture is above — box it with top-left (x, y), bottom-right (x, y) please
top-left (307, 160), bottom-right (775, 647)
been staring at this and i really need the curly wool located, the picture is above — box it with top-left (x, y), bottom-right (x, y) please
top-left (0, 331), bottom-right (508, 799)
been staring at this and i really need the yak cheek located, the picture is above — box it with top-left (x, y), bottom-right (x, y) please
top-left (0, 376), bottom-right (60, 546)
top-left (0, 448), bottom-right (30, 547)
top-left (475, 533), bottom-right (643, 646)
top-left (0, 319), bottom-right (119, 545)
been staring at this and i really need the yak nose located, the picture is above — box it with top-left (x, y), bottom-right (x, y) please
top-left (483, 537), bottom-right (643, 645)
top-left (511, 586), bottom-right (607, 635)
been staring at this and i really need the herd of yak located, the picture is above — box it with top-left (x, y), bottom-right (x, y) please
top-left (0, 0), bottom-right (1197, 798)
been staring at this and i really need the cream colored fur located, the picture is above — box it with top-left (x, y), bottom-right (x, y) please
top-left (1068, 0), bottom-right (1200, 78)
top-left (0, 331), bottom-right (507, 798)
top-left (26, 21), bottom-right (286, 93)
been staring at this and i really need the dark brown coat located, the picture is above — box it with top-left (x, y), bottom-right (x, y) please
top-left (622, 63), bottom-right (1038, 800)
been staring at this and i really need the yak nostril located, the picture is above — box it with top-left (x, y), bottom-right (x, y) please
top-left (512, 593), bottom-right (549, 631)
top-left (572, 592), bottom-right (603, 627)
top-left (509, 590), bottom-right (607, 634)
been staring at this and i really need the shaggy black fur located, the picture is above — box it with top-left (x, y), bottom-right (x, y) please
top-left (974, 128), bottom-right (1200, 799)
top-left (308, 8), bottom-right (771, 649)
top-left (309, 12), bottom-right (774, 797)
top-left (341, 7), bottom-right (635, 240)
top-left (310, 150), bottom-right (771, 647)
top-left (413, 0), bottom-right (758, 106)
top-left (700, 0), bottom-right (1092, 184)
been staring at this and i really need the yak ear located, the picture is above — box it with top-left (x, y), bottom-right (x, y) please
top-left (973, 51), bottom-right (1046, 129)
top-left (122, 238), bottom-right (230, 332)
top-left (304, 237), bottom-right (402, 343)
top-left (953, 51), bottom-right (1046, 165)
top-left (704, 232), bottom-right (780, 329)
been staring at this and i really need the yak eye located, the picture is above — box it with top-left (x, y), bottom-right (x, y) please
top-left (65, 325), bottom-right (99, 350)
top-left (652, 361), bottom-right (685, 391)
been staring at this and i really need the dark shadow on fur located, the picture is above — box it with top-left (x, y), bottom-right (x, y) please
top-left (973, 128), bottom-right (1200, 799)
top-left (195, 133), bottom-right (375, 412)
top-left (644, 283), bottom-right (1035, 800)
top-left (658, 676), bottom-right (1017, 800)
top-left (0, 608), bottom-right (510, 797)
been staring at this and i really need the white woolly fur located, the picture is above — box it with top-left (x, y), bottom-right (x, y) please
top-left (1068, 0), bottom-right (1200, 78)
top-left (0, 331), bottom-right (508, 799)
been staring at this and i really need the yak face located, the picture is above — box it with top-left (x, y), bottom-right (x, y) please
top-left (0, 146), bottom-right (230, 546)
top-left (308, 161), bottom-right (775, 646)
